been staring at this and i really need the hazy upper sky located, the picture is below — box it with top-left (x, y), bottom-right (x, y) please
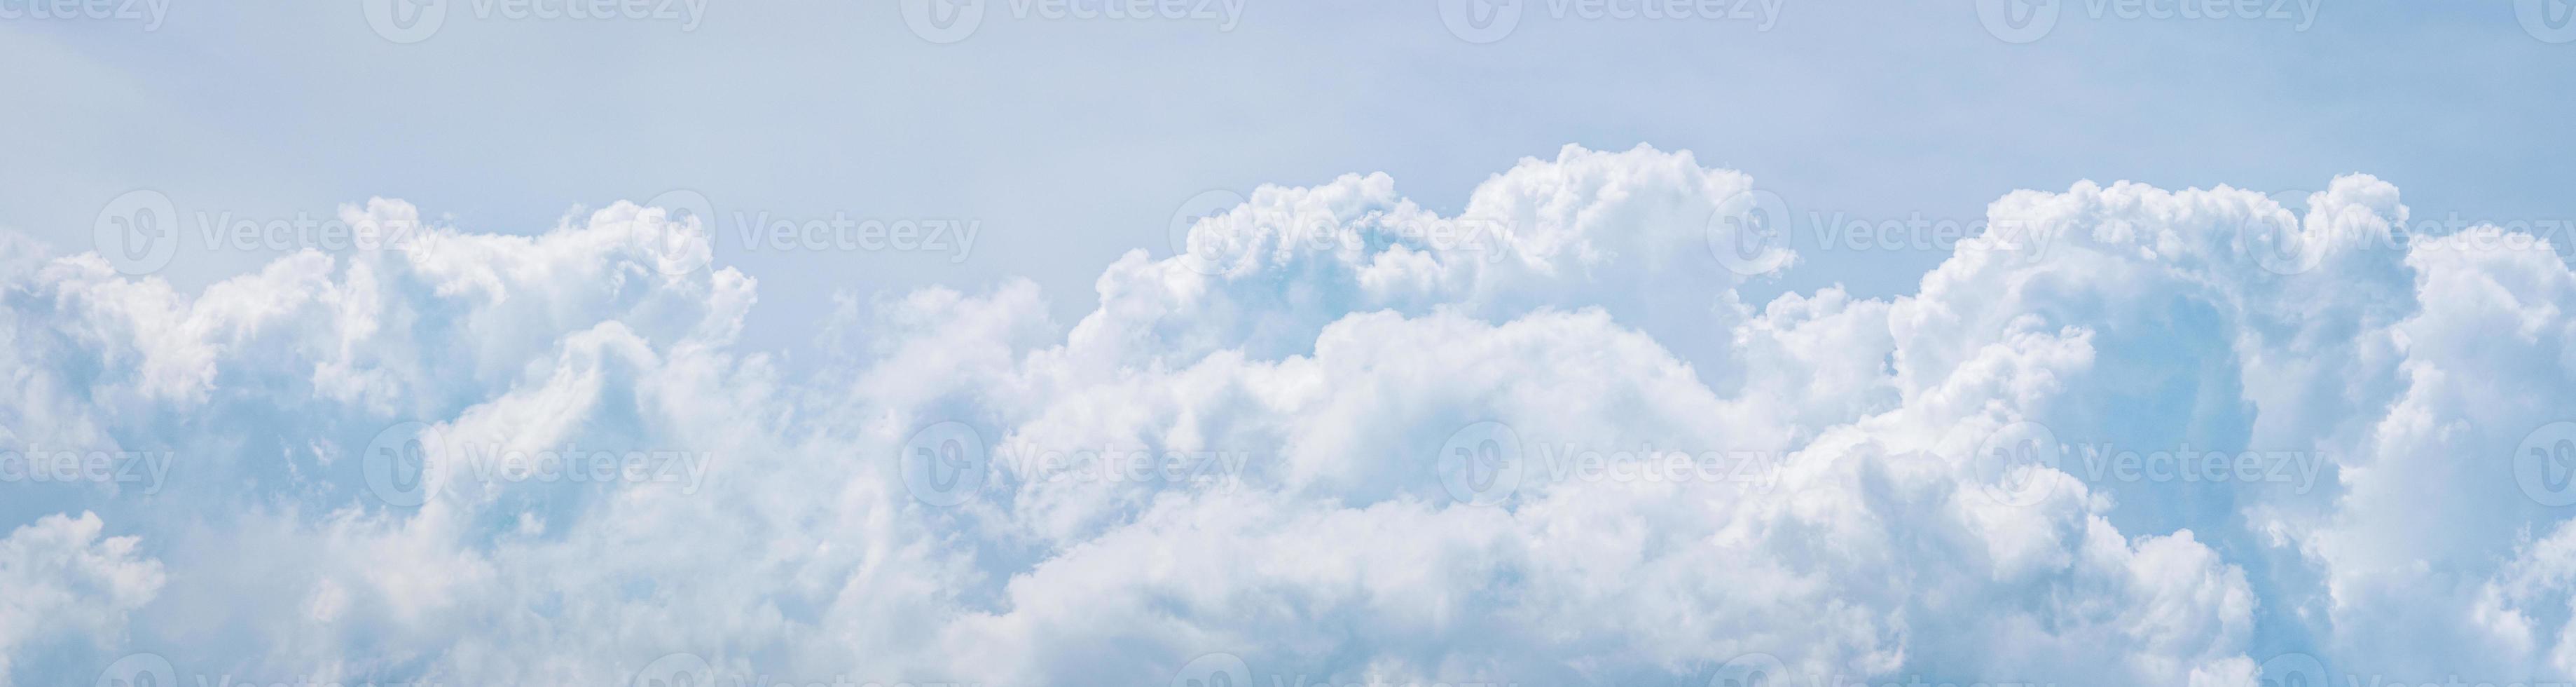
top-left (7, 1), bottom-right (2570, 353)
top-left (13, 3), bottom-right (2576, 686)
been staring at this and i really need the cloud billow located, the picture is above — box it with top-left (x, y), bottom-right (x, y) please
top-left (6, 145), bottom-right (2574, 686)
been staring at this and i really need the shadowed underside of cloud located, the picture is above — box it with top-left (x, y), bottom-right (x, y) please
top-left (2, 144), bottom-right (2573, 686)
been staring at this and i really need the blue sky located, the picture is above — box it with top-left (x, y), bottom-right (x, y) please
top-left (7, 1), bottom-right (2570, 352)
top-left (6, 2), bottom-right (2576, 686)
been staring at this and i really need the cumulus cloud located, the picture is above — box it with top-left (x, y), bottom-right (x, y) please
top-left (0, 512), bottom-right (164, 686)
top-left (3, 144), bottom-right (2571, 686)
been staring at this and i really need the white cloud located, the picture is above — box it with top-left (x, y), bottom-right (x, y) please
top-left (0, 512), bottom-right (165, 686)
top-left (3, 146), bottom-right (2572, 686)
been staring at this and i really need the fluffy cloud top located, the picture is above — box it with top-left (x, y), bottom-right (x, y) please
top-left (3, 145), bottom-right (2570, 686)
